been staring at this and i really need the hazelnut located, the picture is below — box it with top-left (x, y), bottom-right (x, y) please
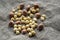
top-left (12, 9), bottom-right (16, 12)
top-left (40, 17), bottom-right (45, 21)
top-left (27, 11), bottom-right (31, 14)
top-left (30, 14), bottom-right (34, 18)
top-left (17, 13), bottom-right (21, 17)
top-left (9, 21), bottom-right (14, 27)
top-left (33, 18), bottom-right (37, 22)
top-left (41, 14), bottom-right (46, 19)
top-left (27, 28), bottom-right (33, 32)
top-left (14, 24), bottom-right (18, 28)
top-left (37, 23), bottom-right (44, 31)
top-left (25, 20), bottom-right (29, 24)
top-left (13, 28), bottom-right (18, 32)
top-left (17, 25), bottom-right (22, 28)
top-left (22, 9), bottom-right (27, 16)
top-left (14, 15), bottom-right (17, 19)
top-left (34, 3), bottom-right (39, 9)
top-left (31, 31), bottom-right (36, 36)
top-left (35, 13), bottom-right (41, 19)
top-left (16, 30), bottom-right (20, 35)
top-left (20, 3), bottom-right (24, 9)
top-left (31, 8), bottom-right (36, 14)
top-left (26, 5), bottom-right (31, 11)
top-left (29, 20), bottom-right (33, 23)
top-left (11, 17), bottom-right (15, 21)
top-left (9, 12), bottom-right (14, 19)
top-left (15, 21), bottom-right (21, 24)
top-left (21, 29), bottom-right (27, 34)
top-left (15, 18), bottom-right (20, 21)
top-left (26, 25), bottom-right (30, 29)
top-left (18, 27), bottom-right (21, 31)
top-left (31, 25), bottom-right (36, 29)
top-left (36, 8), bottom-right (40, 13)
top-left (22, 25), bottom-right (26, 29)
top-left (28, 32), bottom-right (33, 37)
top-left (18, 10), bottom-right (22, 13)
top-left (27, 16), bottom-right (31, 20)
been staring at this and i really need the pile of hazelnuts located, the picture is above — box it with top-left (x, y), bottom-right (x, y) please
top-left (8, 3), bottom-right (46, 37)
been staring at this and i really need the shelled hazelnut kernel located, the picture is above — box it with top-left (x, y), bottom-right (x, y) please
top-left (40, 16), bottom-right (45, 21)
top-left (27, 11), bottom-right (31, 14)
top-left (15, 18), bottom-right (20, 21)
top-left (13, 28), bottom-right (18, 32)
top-left (30, 14), bottom-right (34, 18)
top-left (31, 30), bottom-right (36, 36)
top-left (18, 10), bottom-right (22, 13)
top-left (21, 29), bottom-right (27, 34)
top-left (17, 13), bottom-right (21, 17)
top-left (26, 5), bottom-right (31, 11)
top-left (14, 15), bottom-right (17, 19)
top-left (31, 8), bottom-right (36, 13)
top-left (36, 8), bottom-right (40, 12)
top-left (11, 17), bottom-right (15, 21)
top-left (9, 12), bottom-right (14, 19)
top-left (25, 20), bottom-right (29, 24)
top-left (12, 9), bottom-right (16, 12)
top-left (28, 32), bottom-right (33, 37)
top-left (26, 25), bottom-right (30, 29)
top-left (41, 14), bottom-right (46, 19)
top-left (18, 27), bottom-right (21, 31)
top-left (35, 13), bottom-right (41, 19)
top-left (9, 21), bottom-right (14, 27)
top-left (37, 23), bottom-right (44, 31)
top-left (22, 25), bottom-right (26, 29)
top-left (31, 25), bottom-right (36, 29)
top-left (14, 24), bottom-right (18, 28)
top-left (27, 16), bottom-right (31, 20)
top-left (17, 25), bottom-right (22, 28)
top-left (33, 18), bottom-right (37, 22)
top-left (19, 3), bottom-right (24, 9)
top-left (16, 30), bottom-right (20, 35)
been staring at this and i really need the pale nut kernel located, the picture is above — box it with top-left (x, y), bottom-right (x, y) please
top-left (16, 31), bottom-right (20, 35)
top-left (14, 15), bottom-right (17, 19)
top-left (14, 24), bottom-right (18, 28)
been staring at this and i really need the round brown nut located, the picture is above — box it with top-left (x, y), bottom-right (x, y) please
top-left (26, 25), bottom-right (30, 29)
top-left (9, 21), bottom-right (14, 27)
top-left (15, 21), bottom-right (21, 24)
top-left (20, 3), bottom-right (24, 9)
top-left (22, 9), bottom-right (27, 16)
top-left (9, 12), bottom-right (14, 19)
top-left (15, 30), bottom-right (20, 35)
top-left (26, 5), bottom-right (31, 11)
top-left (35, 13), bottom-right (41, 19)
top-left (21, 29), bottom-right (27, 34)
top-left (37, 23), bottom-right (44, 31)
top-left (34, 3), bottom-right (39, 9)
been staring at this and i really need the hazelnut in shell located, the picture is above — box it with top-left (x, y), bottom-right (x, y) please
top-left (35, 13), bottom-right (41, 19)
top-left (37, 23), bottom-right (44, 31)
top-left (21, 29), bottom-right (27, 34)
